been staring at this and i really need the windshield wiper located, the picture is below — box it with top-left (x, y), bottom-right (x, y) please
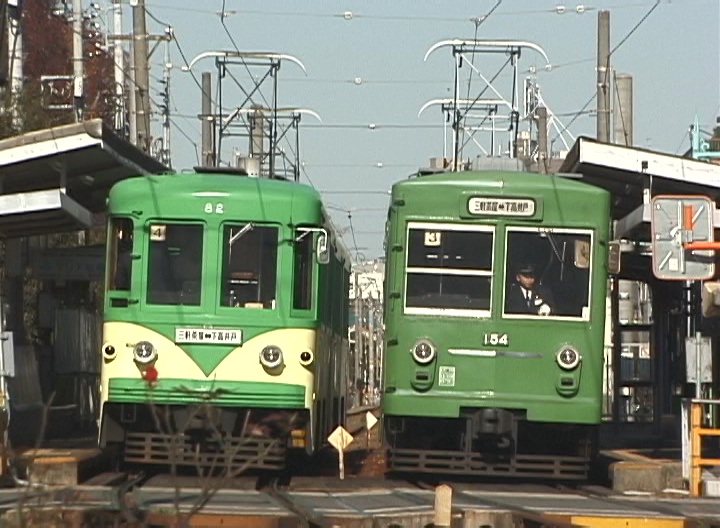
top-left (229, 223), bottom-right (254, 246)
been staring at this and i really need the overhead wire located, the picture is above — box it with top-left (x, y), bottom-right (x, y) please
top-left (346, 211), bottom-right (361, 261)
top-left (550, 0), bottom-right (661, 146)
top-left (214, 0), bottom-right (285, 168)
top-left (219, 0), bottom-right (241, 53)
top-left (460, 1), bottom-right (502, 160)
top-left (135, 7), bottom-right (204, 163)
top-left (145, 1), bottom-right (682, 22)
top-left (64, 11), bottom-right (201, 166)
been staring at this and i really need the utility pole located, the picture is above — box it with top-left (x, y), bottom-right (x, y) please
top-left (613, 73), bottom-right (633, 146)
top-left (367, 293), bottom-right (376, 403)
top-left (71, 0), bottom-right (84, 121)
top-left (537, 106), bottom-right (548, 173)
top-left (112, 0), bottom-right (125, 134)
top-left (250, 106), bottom-right (264, 163)
top-left (596, 10), bottom-right (610, 143)
top-left (201, 72), bottom-right (214, 166)
top-left (7, 0), bottom-right (23, 127)
top-left (159, 29), bottom-right (172, 167)
top-left (354, 271), bottom-right (364, 403)
top-left (132, 0), bottom-right (151, 152)
top-left (127, 49), bottom-right (137, 145)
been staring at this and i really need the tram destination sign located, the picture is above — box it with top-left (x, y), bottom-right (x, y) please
top-left (175, 327), bottom-right (243, 345)
top-left (467, 196), bottom-right (535, 217)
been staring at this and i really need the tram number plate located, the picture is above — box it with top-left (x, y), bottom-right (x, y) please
top-left (483, 332), bottom-right (508, 346)
top-left (175, 328), bottom-right (243, 345)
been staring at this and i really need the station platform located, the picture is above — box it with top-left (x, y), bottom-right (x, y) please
top-left (600, 449), bottom-right (685, 495)
top-left (14, 440), bottom-right (115, 487)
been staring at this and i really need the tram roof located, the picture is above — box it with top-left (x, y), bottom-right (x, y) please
top-left (0, 119), bottom-right (168, 238)
top-left (111, 170), bottom-right (322, 202)
top-left (397, 168), bottom-right (607, 195)
top-left (559, 136), bottom-right (720, 220)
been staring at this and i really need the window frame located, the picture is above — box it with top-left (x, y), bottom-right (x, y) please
top-left (403, 221), bottom-right (495, 317)
top-left (218, 222), bottom-right (280, 310)
top-left (502, 226), bottom-right (594, 322)
top-left (145, 221), bottom-right (205, 307)
top-left (107, 216), bottom-right (134, 293)
top-left (292, 227), bottom-right (316, 312)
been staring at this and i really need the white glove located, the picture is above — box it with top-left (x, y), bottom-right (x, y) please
top-left (538, 303), bottom-right (551, 316)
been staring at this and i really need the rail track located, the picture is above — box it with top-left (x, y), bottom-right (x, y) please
top-left (9, 458), bottom-right (702, 527)
top-left (2, 468), bottom-right (720, 527)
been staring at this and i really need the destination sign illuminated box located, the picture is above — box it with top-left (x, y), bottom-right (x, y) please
top-left (467, 197), bottom-right (535, 217)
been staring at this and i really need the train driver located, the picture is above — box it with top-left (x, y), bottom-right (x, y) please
top-left (505, 263), bottom-right (554, 316)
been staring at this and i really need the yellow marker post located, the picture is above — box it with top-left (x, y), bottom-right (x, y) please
top-left (328, 426), bottom-right (353, 480)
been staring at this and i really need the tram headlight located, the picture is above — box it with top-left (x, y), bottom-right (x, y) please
top-left (299, 350), bottom-right (314, 366)
top-left (411, 339), bottom-right (436, 365)
top-left (133, 341), bottom-right (157, 365)
top-left (556, 346), bottom-right (581, 370)
top-left (103, 344), bottom-right (117, 361)
top-left (260, 345), bottom-right (283, 369)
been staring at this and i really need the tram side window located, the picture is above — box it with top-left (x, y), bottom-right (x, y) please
top-left (147, 224), bottom-right (203, 306)
top-left (108, 217), bottom-right (133, 291)
top-left (293, 229), bottom-right (314, 310)
top-left (221, 224), bottom-right (278, 309)
top-left (404, 225), bottom-right (493, 313)
top-left (504, 229), bottom-right (592, 318)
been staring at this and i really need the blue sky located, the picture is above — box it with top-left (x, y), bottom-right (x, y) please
top-left (117, 0), bottom-right (719, 261)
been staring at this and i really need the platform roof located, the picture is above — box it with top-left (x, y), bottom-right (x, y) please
top-left (0, 119), bottom-right (168, 238)
top-left (560, 136), bottom-right (720, 220)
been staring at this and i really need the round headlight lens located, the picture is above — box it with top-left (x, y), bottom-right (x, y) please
top-left (134, 341), bottom-right (157, 364)
top-left (260, 346), bottom-right (283, 369)
top-left (412, 339), bottom-right (436, 365)
top-left (556, 346), bottom-right (581, 370)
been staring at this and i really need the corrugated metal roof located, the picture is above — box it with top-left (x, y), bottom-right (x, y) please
top-left (0, 119), bottom-right (168, 237)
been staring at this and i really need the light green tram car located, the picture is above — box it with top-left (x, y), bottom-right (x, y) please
top-left (383, 170), bottom-right (611, 479)
top-left (99, 170), bottom-right (350, 470)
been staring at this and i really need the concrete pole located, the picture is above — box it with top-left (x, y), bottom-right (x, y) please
top-left (596, 10), bottom-right (610, 143)
top-left (132, 0), bottom-right (151, 152)
top-left (537, 106), bottom-right (548, 173)
top-left (72, 0), bottom-right (84, 121)
top-left (613, 73), bottom-right (633, 146)
top-left (367, 295), bottom-right (375, 401)
top-left (161, 33), bottom-right (171, 167)
top-left (127, 49), bottom-right (137, 146)
top-left (250, 106), bottom-right (264, 162)
top-left (7, 0), bottom-right (22, 127)
top-left (201, 72), bottom-right (214, 166)
top-left (354, 271), bottom-right (365, 403)
top-left (112, 0), bottom-right (125, 134)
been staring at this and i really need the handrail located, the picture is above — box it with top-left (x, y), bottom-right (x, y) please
top-left (685, 398), bottom-right (720, 496)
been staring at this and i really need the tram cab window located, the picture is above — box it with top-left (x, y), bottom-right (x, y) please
top-left (108, 217), bottom-right (134, 291)
top-left (404, 223), bottom-right (493, 315)
top-left (221, 224), bottom-right (278, 309)
top-left (147, 223), bottom-right (203, 306)
top-left (504, 228), bottom-right (592, 319)
top-left (293, 229), bottom-right (314, 310)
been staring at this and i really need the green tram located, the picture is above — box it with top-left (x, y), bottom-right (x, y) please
top-left (382, 170), bottom-right (611, 479)
top-left (99, 170), bottom-right (350, 471)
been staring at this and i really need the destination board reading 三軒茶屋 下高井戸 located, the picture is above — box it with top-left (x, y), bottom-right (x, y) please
top-left (467, 197), bottom-right (535, 217)
top-left (175, 328), bottom-right (243, 345)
